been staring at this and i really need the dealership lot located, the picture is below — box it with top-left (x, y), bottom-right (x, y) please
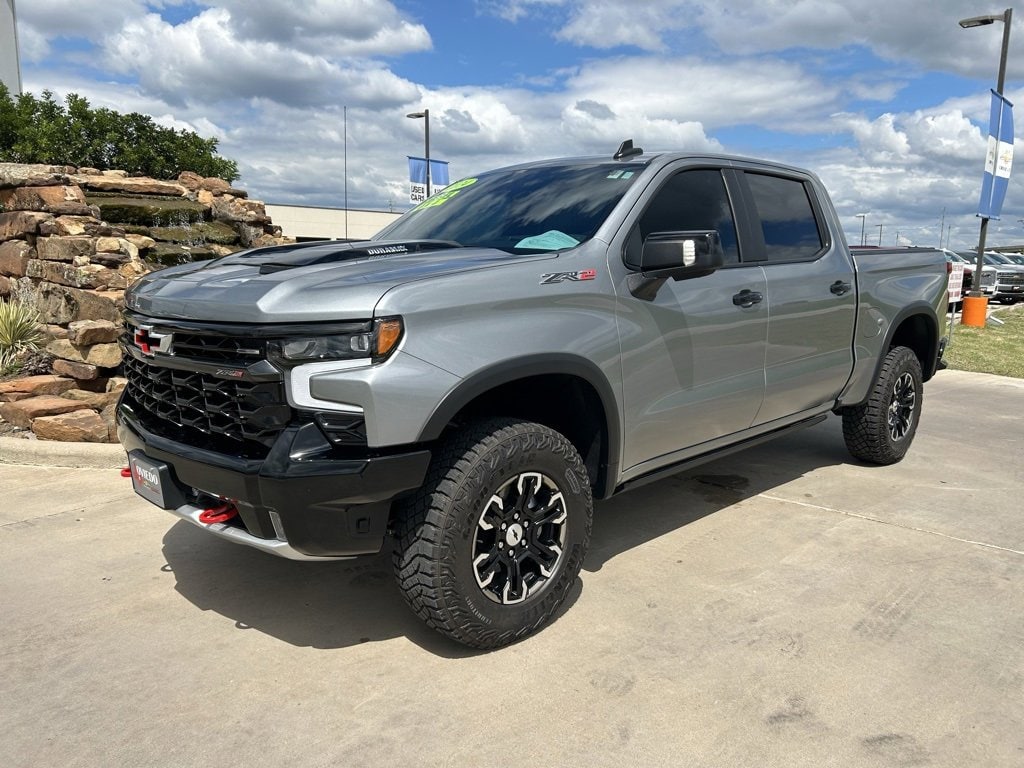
top-left (1, 368), bottom-right (1022, 767)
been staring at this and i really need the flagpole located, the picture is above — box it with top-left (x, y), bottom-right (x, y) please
top-left (343, 105), bottom-right (348, 240)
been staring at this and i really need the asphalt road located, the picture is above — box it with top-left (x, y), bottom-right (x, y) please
top-left (1, 369), bottom-right (1022, 767)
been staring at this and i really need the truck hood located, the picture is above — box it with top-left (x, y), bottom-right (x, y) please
top-left (125, 240), bottom-right (553, 322)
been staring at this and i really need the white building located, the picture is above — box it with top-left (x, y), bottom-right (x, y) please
top-left (1, 0), bottom-right (20, 95)
top-left (265, 204), bottom-right (402, 242)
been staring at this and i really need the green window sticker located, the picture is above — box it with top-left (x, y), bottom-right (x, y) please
top-left (413, 177), bottom-right (478, 211)
top-left (606, 170), bottom-right (624, 179)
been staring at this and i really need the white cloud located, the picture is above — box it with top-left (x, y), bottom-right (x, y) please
top-left (210, 0), bottom-right (431, 55)
top-left (475, 0), bottom-right (567, 23)
top-left (556, 0), bottom-right (685, 51)
top-left (101, 10), bottom-right (421, 109)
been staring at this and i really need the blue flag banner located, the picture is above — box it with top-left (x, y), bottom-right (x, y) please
top-left (977, 89), bottom-right (1014, 219)
top-left (407, 157), bottom-right (450, 203)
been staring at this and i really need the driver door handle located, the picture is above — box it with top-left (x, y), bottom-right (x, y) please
top-left (732, 289), bottom-right (763, 308)
top-left (830, 280), bottom-right (852, 296)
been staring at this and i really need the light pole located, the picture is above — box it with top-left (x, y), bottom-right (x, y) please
top-left (406, 108), bottom-right (431, 198)
top-left (856, 213), bottom-right (868, 246)
top-left (959, 7), bottom-right (1013, 317)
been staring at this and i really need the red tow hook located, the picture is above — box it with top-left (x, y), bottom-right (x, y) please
top-left (198, 503), bottom-right (239, 525)
top-left (120, 467), bottom-right (132, 478)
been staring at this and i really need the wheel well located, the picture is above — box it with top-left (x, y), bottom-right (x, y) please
top-left (442, 374), bottom-right (611, 497)
top-left (889, 313), bottom-right (938, 380)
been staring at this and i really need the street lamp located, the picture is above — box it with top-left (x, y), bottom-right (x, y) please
top-left (406, 108), bottom-right (430, 198)
top-left (856, 213), bottom-right (868, 246)
top-left (959, 7), bottom-right (1013, 314)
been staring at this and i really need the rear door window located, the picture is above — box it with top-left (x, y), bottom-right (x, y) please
top-left (744, 173), bottom-right (824, 262)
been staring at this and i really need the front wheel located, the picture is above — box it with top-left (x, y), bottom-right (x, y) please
top-left (841, 345), bottom-right (923, 465)
top-left (392, 419), bottom-right (593, 649)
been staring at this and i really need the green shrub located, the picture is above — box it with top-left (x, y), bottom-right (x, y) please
top-left (0, 299), bottom-right (44, 376)
top-left (0, 83), bottom-right (239, 182)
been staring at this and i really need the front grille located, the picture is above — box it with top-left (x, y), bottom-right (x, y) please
top-left (996, 271), bottom-right (1024, 285)
top-left (169, 332), bottom-right (266, 363)
top-left (123, 353), bottom-right (292, 457)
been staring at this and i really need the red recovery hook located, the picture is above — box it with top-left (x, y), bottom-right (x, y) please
top-left (198, 503), bottom-right (239, 525)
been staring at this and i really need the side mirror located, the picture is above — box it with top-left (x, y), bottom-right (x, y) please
top-left (641, 230), bottom-right (725, 279)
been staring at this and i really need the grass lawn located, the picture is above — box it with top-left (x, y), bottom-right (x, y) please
top-left (945, 304), bottom-right (1024, 379)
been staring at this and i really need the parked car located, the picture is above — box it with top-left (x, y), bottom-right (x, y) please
top-left (997, 252), bottom-right (1024, 266)
top-left (944, 249), bottom-right (996, 298)
top-left (958, 251), bottom-right (1024, 303)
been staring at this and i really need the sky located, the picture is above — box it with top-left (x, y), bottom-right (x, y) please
top-left (12, 0), bottom-right (1024, 250)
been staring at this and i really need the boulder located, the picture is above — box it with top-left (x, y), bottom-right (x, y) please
top-left (52, 358), bottom-right (100, 380)
top-left (0, 395), bottom-right (91, 428)
top-left (12, 279), bottom-right (121, 324)
top-left (149, 220), bottom-right (239, 245)
top-left (0, 163), bottom-right (74, 189)
top-left (68, 319), bottom-right (121, 345)
top-left (0, 275), bottom-right (11, 297)
top-left (100, 402), bottom-right (119, 442)
top-left (26, 260), bottom-right (126, 290)
top-left (32, 409), bottom-right (109, 442)
top-left (39, 216), bottom-right (98, 237)
top-left (85, 194), bottom-right (207, 226)
top-left (0, 374), bottom-right (76, 397)
top-left (62, 388), bottom-right (118, 410)
top-left (46, 339), bottom-right (123, 368)
top-left (36, 236), bottom-right (95, 262)
top-left (125, 234), bottom-right (156, 251)
top-left (45, 202), bottom-right (102, 218)
top-left (0, 211), bottom-right (53, 240)
top-left (0, 241), bottom-right (34, 277)
top-left (212, 196), bottom-right (268, 225)
top-left (0, 184), bottom-right (86, 212)
top-left (75, 176), bottom-right (189, 197)
top-left (40, 324), bottom-right (69, 340)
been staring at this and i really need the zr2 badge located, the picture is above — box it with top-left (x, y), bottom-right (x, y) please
top-left (539, 269), bottom-right (597, 285)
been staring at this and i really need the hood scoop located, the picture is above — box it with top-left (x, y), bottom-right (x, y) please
top-left (255, 239), bottom-right (462, 275)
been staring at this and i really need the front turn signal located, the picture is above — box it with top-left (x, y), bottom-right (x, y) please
top-left (375, 317), bottom-right (403, 360)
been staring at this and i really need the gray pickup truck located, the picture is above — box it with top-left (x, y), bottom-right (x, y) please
top-left (118, 143), bottom-right (948, 648)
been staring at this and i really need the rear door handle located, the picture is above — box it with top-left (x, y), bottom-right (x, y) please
top-left (732, 289), bottom-right (763, 308)
top-left (830, 280), bottom-right (852, 296)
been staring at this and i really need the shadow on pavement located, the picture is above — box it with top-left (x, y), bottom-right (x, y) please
top-left (162, 418), bottom-right (850, 655)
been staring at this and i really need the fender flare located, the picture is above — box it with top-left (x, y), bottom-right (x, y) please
top-left (417, 354), bottom-right (621, 498)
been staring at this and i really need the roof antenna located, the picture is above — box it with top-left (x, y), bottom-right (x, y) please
top-left (613, 139), bottom-right (643, 160)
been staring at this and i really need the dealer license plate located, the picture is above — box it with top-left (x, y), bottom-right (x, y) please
top-left (128, 452), bottom-right (170, 508)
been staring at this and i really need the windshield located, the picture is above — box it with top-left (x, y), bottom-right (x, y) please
top-left (376, 162), bottom-right (646, 253)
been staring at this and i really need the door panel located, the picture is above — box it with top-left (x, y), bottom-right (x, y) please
top-left (755, 248), bottom-right (856, 424)
top-left (618, 266), bottom-right (768, 471)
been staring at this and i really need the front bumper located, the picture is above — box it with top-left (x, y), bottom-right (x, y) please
top-left (118, 404), bottom-right (431, 559)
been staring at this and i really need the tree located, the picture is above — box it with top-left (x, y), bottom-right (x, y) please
top-left (0, 84), bottom-right (239, 182)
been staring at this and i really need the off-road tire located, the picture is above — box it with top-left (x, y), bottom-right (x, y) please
top-left (842, 345), bottom-right (923, 465)
top-left (392, 418), bottom-right (593, 649)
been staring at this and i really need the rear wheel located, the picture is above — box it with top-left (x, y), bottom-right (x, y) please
top-left (842, 345), bottom-right (923, 465)
top-left (393, 419), bottom-right (593, 649)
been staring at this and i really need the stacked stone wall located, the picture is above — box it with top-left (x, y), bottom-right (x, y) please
top-left (0, 162), bottom-right (292, 442)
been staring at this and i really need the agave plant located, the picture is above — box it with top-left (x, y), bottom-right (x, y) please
top-left (0, 299), bottom-right (44, 376)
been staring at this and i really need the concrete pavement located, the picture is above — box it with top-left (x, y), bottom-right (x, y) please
top-left (1, 369), bottom-right (1022, 767)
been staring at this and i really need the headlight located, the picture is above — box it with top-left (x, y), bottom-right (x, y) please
top-left (269, 317), bottom-right (403, 364)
